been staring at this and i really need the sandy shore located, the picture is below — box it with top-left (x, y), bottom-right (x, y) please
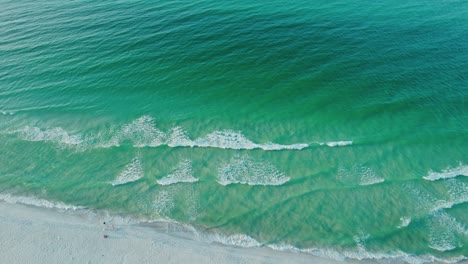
top-left (0, 201), bottom-right (347, 264)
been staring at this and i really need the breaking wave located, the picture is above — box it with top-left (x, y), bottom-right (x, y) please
top-left (104, 115), bottom-right (166, 148)
top-left (10, 116), bottom-right (352, 151)
top-left (217, 154), bottom-right (289, 186)
top-left (320, 141), bottom-right (353, 147)
top-left (404, 180), bottom-right (468, 214)
top-left (16, 126), bottom-right (84, 146)
top-left (337, 165), bottom-right (384, 186)
top-left (111, 155), bottom-right (144, 186)
top-left (157, 159), bottom-right (198, 185)
top-left (427, 210), bottom-right (466, 252)
top-left (423, 164), bottom-right (468, 181)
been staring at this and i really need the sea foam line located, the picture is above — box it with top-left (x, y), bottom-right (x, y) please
top-left (0, 193), bottom-right (84, 211)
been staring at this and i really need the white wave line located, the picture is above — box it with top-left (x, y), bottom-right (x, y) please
top-left (423, 164), bottom-right (468, 181)
top-left (10, 116), bottom-right (353, 151)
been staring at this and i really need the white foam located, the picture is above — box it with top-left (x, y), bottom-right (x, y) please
top-left (152, 185), bottom-right (200, 220)
top-left (3, 190), bottom-right (464, 264)
top-left (16, 126), bottom-right (84, 146)
top-left (183, 185), bottom-right (200, 221)
top-left (423, 164), bottom-right (468, 181)
top-left (153, 190), bottom-right (174, 215)
top-left (398, 217), bottom-right (412, 228)
top-left (193, 130), bottom-right (258, 150)
top-left (358, 167), bottom-right (385, 186)
top-left (0, 193), bottom-right (84, 210)
top-left (268, 243), bottom-right (465, 264)
top-left (11, 116), bottom-right (352, 152)
top-left (201, 232), bottom-right (262, 248)
top-left (106, 116), bottom-right (166, 147)
top-left (166, 127), bottom-right (194, 147)
top-left (157, 159), bottom-right (198, 185)
top-left (217, 155), bottom-right (289, 186)
top-left (259, 142), bottom-right (309, 150)
top-left (1, 110), bottom-right (15, 115)
top-left (445, 179), bottom-right (468, 207)
top-left (404, 183), bottom-right (444, 214)
top-left (192, 130), bottom-right (309, 150)
top-left (405, 178), bottom-right (468, 213)
top-left (427, 210), bottom-right (464, 252)
top-left (111, 156), bottom-right (144, 186)
top-left (321, 141), bottom-right (353, 147)
top-left (337, 166), bottom-right (384, 186)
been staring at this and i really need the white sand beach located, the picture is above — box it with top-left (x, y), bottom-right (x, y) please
top-left (0, 201), bottom-right (347, 264)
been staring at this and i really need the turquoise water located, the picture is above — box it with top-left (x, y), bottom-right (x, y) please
top-left (0, 0), bottom-right (467, 262)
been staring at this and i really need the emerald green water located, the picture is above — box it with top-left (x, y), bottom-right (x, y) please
top-left (0, 0), bottom-right (467, 262)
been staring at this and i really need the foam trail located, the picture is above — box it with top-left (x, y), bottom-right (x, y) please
top-left (153, 190), bottom-right (174, 215)
top-left (427, 210), bottom-right (465, 252)
top-left (167, 127), bottom-right (194, 147)
top-left (193, 130), bottom-right (311, 150)
top-left (442, 179), bottom-right (468, 210)
top-left (199, 232), bottom-right (262, 248)
top-left (358, 167), bottom-right (384, 186)
top-left (111, 156), bottom-right (144, 186)
top-left (423, 164), bottom-right (468, 181)
top-left (193, 130), bottom-right (259, 150)
top-left (217, 155), bottom-right (289, 186)
top-left (321, 141), bottom-right (353, 147)
top-left (0, 193), bottom-right (84, 210)
top-left (269, 243), bottom-right (466, 264)
top-left (105, 116), bottom-right (166, 147)
top-left (259, 142), bottom-right (309, 150)
top-left (16, 126), bottom-right (84, 146)
top-left (10, 116), bottom-right (354, 151)
top-left (157, 159), bottom-right (198, 185)
top-left (166, 127), bottom-right (309, 150)
top-left (337, 166), bottom-right (384, 186)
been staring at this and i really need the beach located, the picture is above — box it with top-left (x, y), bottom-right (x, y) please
top-left (0, 201), bottom-right (347, 264)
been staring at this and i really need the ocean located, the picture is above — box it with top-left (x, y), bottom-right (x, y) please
top-left (0, 0), bottom-right (467, 262)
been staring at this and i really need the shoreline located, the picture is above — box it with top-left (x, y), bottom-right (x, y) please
top-left (0, 201), bottom-right (346, 264)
